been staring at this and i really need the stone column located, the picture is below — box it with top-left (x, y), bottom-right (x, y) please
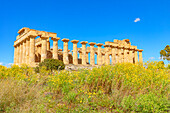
top-left (95, 52), bottom-right (98, 64)
top-left (18, 44), bottom-right (20, 65)
top-left (102, 52), bottom-right (105, 65)
top-left (14, 45), bottom-right (19, 65)
top-left (71, 40), bottom-right (79, 65)
top-left (138, 49), bottom-right (143, 63)
top-left (104, 45), bottom-right (110, 65)
top-left (96, 43), bottom-right (103, 65)
top-left (22, 40), bottom-right (26, 63)
top-left (134, 46), bottom-right (138, 64)
top-left (126, 46), bottom-right (130, 63)
top-left (20, 42), bottom-right (23, 65)
top-left (80, 41), bottom-right (88, 65)
top-left (79, 50), bottom-right (82, 59)
top-left (47, 41), bottom-right (50, 51)
top-left (62, 38), bottom-right (70, 64)
top-left (115, 46), bottom-right (118, 63)
top-left (110, 44), bottom-right (117, 65)
top-left (41, 36), bottom-right (48, 62)
top-left (26, 38), bottom-right (30, 64)
top-left (86, 52), bottom-right (89, 64)
top-left (14, 45), bottom-right (17, 65)
top-left (29, 36), bottom-right (36, 65)
top-left (123, 46), bottom-right (129, 63)
top-left (52, 37), bottom-right (60, 59)
top-left (128, 47), bottom-right (134, 63)
top-left (89, 42), bottom-right (96, 66)
top-left (118, 46), bottom-right (124, 63)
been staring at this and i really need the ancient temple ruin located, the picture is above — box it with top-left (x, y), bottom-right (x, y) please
top-left (13, 27), bottom-right (143, 67)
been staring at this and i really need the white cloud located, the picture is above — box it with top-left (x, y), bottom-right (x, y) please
top-left (5, 63), bottom-right (13, 67)
top-left (0, 62), bottom-right (3, 65)
top-left (134, 18), bottom-right (140, 22)
top-left (8, 63), bottom-right (13, 65)
top-left (149, 57), bottom-right (155, 60)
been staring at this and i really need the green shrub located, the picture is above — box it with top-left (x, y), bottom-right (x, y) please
top-left (167, 64), bottom-right (170, 69)
top-left (39, 59), bottom-right (65, 72)
top-left (0, 62), bottom-right (169, 112)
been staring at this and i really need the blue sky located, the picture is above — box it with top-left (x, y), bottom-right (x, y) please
top-left (0, 0), bottom-right (169, 66)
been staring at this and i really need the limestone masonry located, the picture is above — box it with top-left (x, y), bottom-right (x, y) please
top-left (13, 27), bottom-right (143, 67)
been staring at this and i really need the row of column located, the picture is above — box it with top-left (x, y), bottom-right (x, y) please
top-left (14, 37), bottom-right (34, 65)
top-left (14, 36), bottom-right (143, 66)
top-left (63, 39), bottom-right (143, 66)
top-left (14, 36), bottom-right (60, 66)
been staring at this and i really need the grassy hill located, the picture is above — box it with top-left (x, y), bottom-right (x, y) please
top-left (0, 62), bottom-right (169, 113)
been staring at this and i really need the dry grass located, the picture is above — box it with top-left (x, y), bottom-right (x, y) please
top-left (0, 62), bottom-right (169, 112)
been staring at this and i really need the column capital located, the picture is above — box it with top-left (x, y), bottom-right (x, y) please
top-left (62, 38), bottom-right (69, 42)
top-left (96, 43), bottom-right (103, 47)
top-left (103, 44), bottom-right (109, 48)
top-left (110, 43), bottom-right (118, 48)
top-left (129, 46), bottom-right (135, 50)
top-left (138, 49), bottom-right (143, 52)
top-left (78, 50), bottom-right (82, 53)
top-left (29, 31), bottom-right (37, 38)
top-left (80, 41), bottom-right (88, 44)
top-left (71, 40), bottom-right (79, 43)
top-left (58, 49), bottom-right (63, 51)
top-left (123, 39), bottom-right (130, 42)
top-left (132, 46), bottom-right (138, 51)
top-left (52, 37), bottom-right (60, 41)
top-left (124, 45), bottom-right (130, 49)
top-left (117, 45), bottom-right (124, 49)
top-left (40, 36), bottom-right (48, 39)
top-left (89, 42), bottom-right (96, 46)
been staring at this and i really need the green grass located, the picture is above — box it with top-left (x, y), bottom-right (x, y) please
top-left (0, 62), bottom-right (169, 113)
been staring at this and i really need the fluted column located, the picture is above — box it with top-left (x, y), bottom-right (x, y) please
top-left (71, 40), bottom-right (79, 65)
top-left (22, 40), bottom-right (26, 63)
top-left (115, 46), bottom-right (118, 63)
top-left (104, 45), bottom-right (110, 65)
top-left (20, 42), bottom-right (23, 65)
top-left (86, 52), bottom-right (89, 64)
top-left (89, 42), bottom-right (96, 66)
top-left (29, 36), bottom-right (36, 65)
top-left (26, 38), bottom-right (30, 64)
top-left (134, 47), bottom-right (138, 64)
top-left (102, 52), bottom-right (105, 65)
top-left (52, 37), bottom-right (60, 60)
top-left (80, 41), bottom-right (88, 65)
top-left (16, 45), bottom-right (20, 65)
top-left (62, 38), bottom-right (70, 64)
top-left (138, 49), bottom-right (143, 63)
top-left (95, 52), bottom-right (98, 64)
top-left (79, 50), bottom-right (82, 59)
top-left (18, 45), bottom-right (21, 65)
top-left (47, 41), bottom-right (50, 51)
top-left (132, 46), bottom-right (135, 63)
top-left (123, 46), bottom-right (129, 63)
top-left (129, 46), bottom-right (134, 63)
top-left (118, 46), bottom-right (124, 63)
top-left (14, 45), bottom-right (17, 65)
top-left (110, 44), bottom-right (117, 65)
top-left (41, 36), bottom-right (48, 62)
top-left (96, 43), bottom-right (103, 65)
